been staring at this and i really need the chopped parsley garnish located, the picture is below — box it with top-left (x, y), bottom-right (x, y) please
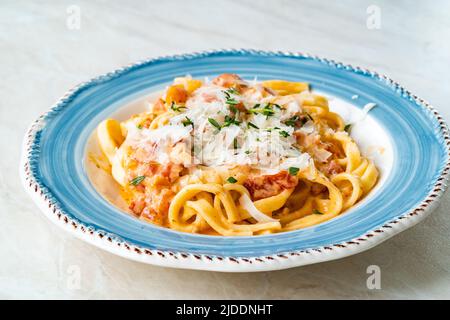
top-left (137, 124), bottom-right (143, 129)
top-left (225, 88), bottom-right (240, 95)
top-left (344, 124), bottom-right (352, 133)
top-left (288, 167), bottom-right (299, 176)
top-left (262, 107), bottom-right (275, 117)
top-left (313, 209), bottom-right (324, 215)
top-left (233, 138), bottom-right (238, 149)
top-left (130, 176), bottom-right (145, 186)
top-left (208, 118), bottom-right (222, 130)
top-left (207, 115), bottom-right (240, 131)
top-left (245, 150), bottom-right (251, 154)
top-left (223, 115), bottom-right (241, 127)
top-left (182, 116), bottom-right (194, 127)
top-left (170, 102), bottom-right (186, 112)
top-left (225, 98), bottom-right (239, 105)
top-left (223, 89), bottom-right (240, 106)
top-left (226, 177), bottom-right (238, 183)
top-left (265, 127), bottom-right (287, 136)
top-left (279, 130), bottom-right (290, 138)
top-left (249, 103), bottom-right (275, 117)
top-left (247, 122), bottom-right (259, 129)
top-left (285, 115), bottom-right (300, 127)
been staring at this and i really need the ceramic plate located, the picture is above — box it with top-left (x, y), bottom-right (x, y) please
top-left (21, 50), bottom-right (450, 272)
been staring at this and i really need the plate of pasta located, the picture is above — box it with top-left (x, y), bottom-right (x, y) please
top-left (21, 50), bottom-right (450, 271)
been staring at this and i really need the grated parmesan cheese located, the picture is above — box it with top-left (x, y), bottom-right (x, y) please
top-left (129, 81), bottom-right (316, 173)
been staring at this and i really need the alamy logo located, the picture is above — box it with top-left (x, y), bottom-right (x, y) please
top-left (66, 265), bottom-right (81, 290)
top-left (366, 265), bottom-right (381, 289)
top-left (66, 5), bottom-right (81, 30)
top-left (366, 5), bottom-right (381, 30)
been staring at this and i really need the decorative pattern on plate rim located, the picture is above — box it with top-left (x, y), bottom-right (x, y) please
top-left (20, 49), bottom-right (450, 272)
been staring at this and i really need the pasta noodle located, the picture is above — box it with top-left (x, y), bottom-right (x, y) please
top-left (96, 73), bottom-right (379, 236)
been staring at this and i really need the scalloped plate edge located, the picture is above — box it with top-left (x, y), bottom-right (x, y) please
top-left (19, 49), bottom-right (450, 272)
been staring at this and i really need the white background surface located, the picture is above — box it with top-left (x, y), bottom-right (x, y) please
top-left (1, 0), bottom-right (450, 299)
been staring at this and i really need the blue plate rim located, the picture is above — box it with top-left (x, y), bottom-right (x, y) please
top-left (20, 49), bottom-right (450, 271)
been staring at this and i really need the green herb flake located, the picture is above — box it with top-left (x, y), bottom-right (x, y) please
top-left (313, 209), bottom-right (324, 215)
top-left (226, 98), bottom-right (239, 105)
top-left (288, 167), bottom-right (299, 176)
top-left (223, 115), bottom-right (241, 127)
top-left (226, 177), bottom-right (238, 183)
top-left (225, 88), bottom-right (240, 95)
top-left (230, 105), bottom-right (238, 113)
top-left (170, 102), bottom-right (186, 112)
top-left (344, 124), bottom-right (352, 133)
top-left (208, 118), bottom-right (222, 130)
top-left (279, 130), bottom-right (290, 138)
top-left (223, 89), bottom-right (240, 106)
top-left (262, 108), bottom-right (275, 117)
top-left (249, 103), bottom-right (275, 118)
top-left (247, 122), bottom-right (259, 129)
top-left (182, 116), bottom-right (194, 127)
top-left (285, 115), bottom-right (299, 127)
top-left (130, 176), bottom-right (145, 186)
top-left (137, 124), bottom-right (143, 129)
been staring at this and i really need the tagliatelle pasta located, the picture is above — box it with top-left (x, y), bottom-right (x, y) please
top-left (96, 73), bottom-right (379, 236)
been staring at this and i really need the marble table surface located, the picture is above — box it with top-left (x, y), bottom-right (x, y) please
top-left (1, 0), bottom-right (450, 299)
